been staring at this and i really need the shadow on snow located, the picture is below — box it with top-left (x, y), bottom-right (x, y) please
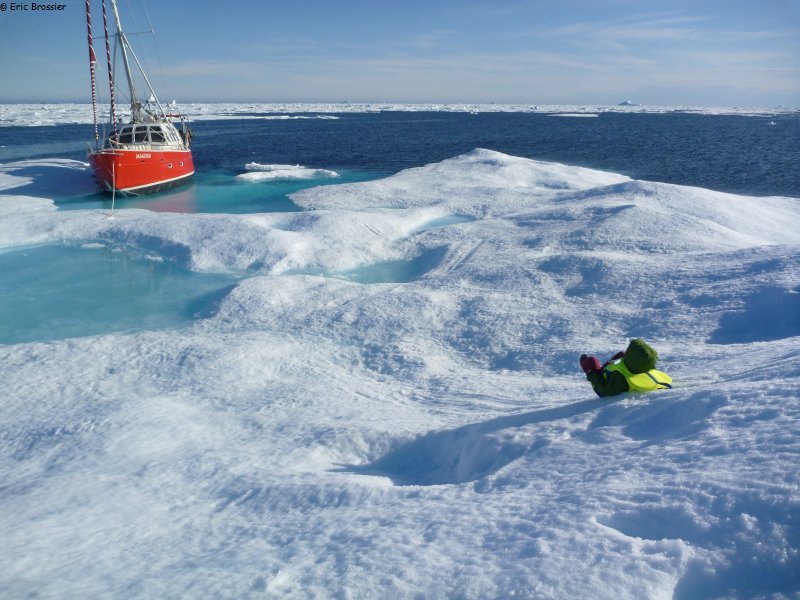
top-left (336, 399), bottom-right (604, 486)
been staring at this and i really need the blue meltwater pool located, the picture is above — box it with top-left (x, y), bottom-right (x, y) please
top-left (0, 243), bottom-right (239, 345)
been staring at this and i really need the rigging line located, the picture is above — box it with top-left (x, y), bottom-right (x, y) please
top-left (134, 0), bottom-right (169, 117)
top-left (111, 40), bottom-right (130, 121)
top-left (125, 43), bottom-right (167, 117)
top-left (112, 0), bottom-right (161, 117)
top-left (122, 0), bottom-right (147, 91)
top-left (139, 0), bottom-right (169, 107)
top-left (123, 0), bottom-right (158, 103)
top-left (92, 30), bottom-right (153, 39)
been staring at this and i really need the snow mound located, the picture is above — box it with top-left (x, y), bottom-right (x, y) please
top-left (292, 148), bottom-right (631, 215)
top-left (1, 149), bottom-right (799, 598)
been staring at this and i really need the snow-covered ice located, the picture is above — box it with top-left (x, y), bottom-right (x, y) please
top-left (1, 149), bottom-right (798, 598)
top-left (549, 113), bottom-right (599, 118)
top-left (236, 163), bottom-right (340, 183)
top-left (1, 102), bottom-right (797, 126)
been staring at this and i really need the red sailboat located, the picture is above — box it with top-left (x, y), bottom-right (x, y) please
top-left (84, 0), bottom-right (194, 195)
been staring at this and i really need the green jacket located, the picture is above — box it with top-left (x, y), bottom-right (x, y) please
top-left (586, 339), bottom-right (672, 398)
top-left (587, 368), bottom-right (630, 397)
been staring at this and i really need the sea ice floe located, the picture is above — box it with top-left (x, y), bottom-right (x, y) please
top-left (235, 162), bottom-right (339, 182)
top-left (1, 102), bottom-right (795, 126)
top-left (549, 113), bottom-right (599, 117)
top-left (0, 149), bottom-right (798, 599)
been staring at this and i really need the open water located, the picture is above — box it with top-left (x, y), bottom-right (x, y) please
top-left (1, 110), bottom-right (798, 344)
top-left (2, 111), bottom-right (799, 211)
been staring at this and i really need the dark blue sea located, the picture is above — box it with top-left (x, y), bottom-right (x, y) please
top-left (1, 111), bottom-right (798, 215)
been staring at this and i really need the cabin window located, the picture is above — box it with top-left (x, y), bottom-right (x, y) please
top-left (133, 128), bottom-right (148, 143)
top-left (149, 126), bottom-right (165, 143)
top-left (118, 128), bottom-right (133, 144)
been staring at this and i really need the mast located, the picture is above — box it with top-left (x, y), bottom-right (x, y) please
top-left (84, 0), bottom-right (99, 143)
top-left (101, 0), bottom-right (117, 132)
top-left (107, 0), bottom-right (167, 123)
top-left (109, 0), bottom-right (140, 120)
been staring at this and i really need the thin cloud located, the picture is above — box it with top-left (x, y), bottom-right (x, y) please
top-left (542, 15), bottom-right (711, 55)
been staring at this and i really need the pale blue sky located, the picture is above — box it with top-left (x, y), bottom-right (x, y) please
top-left (0, 0), bottom-right (798, 105)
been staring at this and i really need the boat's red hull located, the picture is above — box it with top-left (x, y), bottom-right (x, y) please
top-left (89, 148), bottom-right (194, 194)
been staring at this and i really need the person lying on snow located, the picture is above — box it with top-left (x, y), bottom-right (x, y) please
top-left (580, 338), bottom-right (673, 398)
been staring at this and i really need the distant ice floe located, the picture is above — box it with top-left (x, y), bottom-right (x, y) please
top-left (216, 114), bottom-right (340, 121)
top-left (549, 113), bottom-right (599, 118)
top-left (1, 102), bottom-right (797, 126)
top-left (235, 163), bottom-right (339, 182)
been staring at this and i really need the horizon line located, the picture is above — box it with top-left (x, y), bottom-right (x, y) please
top-left (1, 100), bottom-right (798, 109)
